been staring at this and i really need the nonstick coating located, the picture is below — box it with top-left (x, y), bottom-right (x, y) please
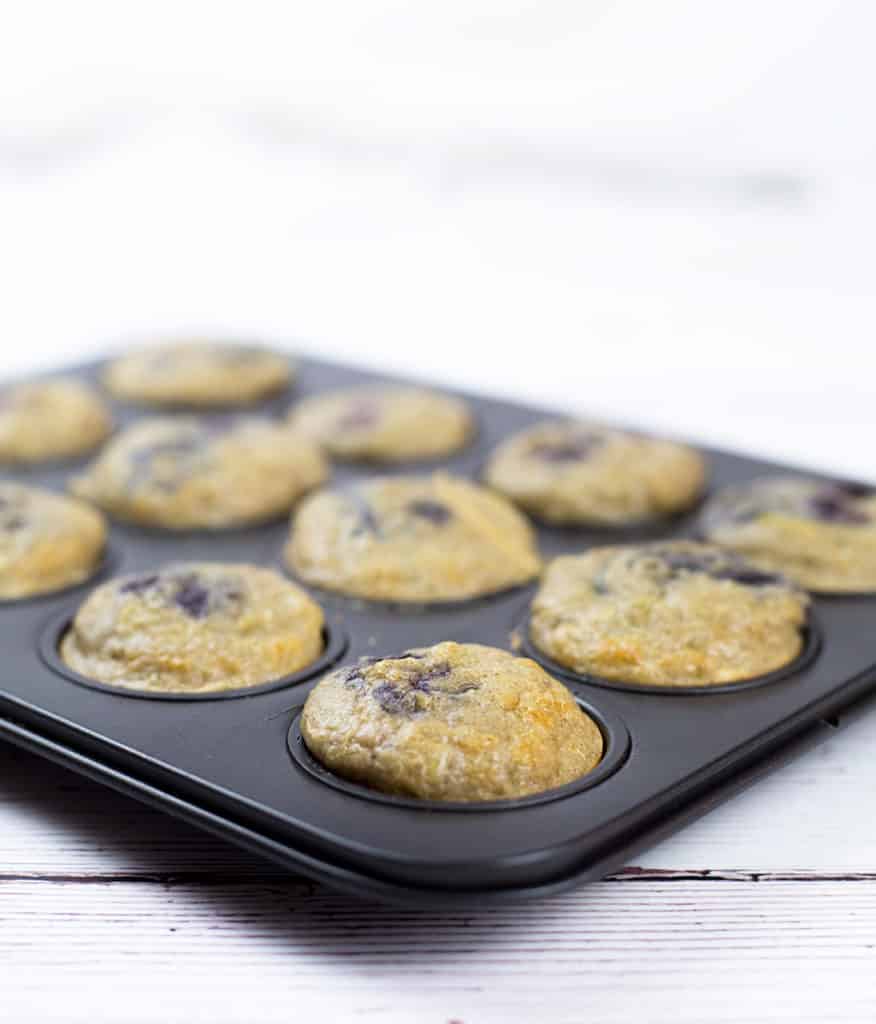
top-left (1, 354), bottom-right (875, 902)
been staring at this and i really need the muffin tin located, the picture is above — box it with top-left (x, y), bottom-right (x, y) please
top-left (2, 354), bottom-right (876, 907)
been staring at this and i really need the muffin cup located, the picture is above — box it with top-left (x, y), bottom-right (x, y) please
top-left (287, 693), bottom-right (630, 812)
top-left (518, 610), bottom-right (823, 696)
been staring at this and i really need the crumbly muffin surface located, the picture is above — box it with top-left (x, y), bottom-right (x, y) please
top-left (0, 378), bottom-right (111, 464)
top-left (104, 342), bottom-right (292, 406)
top-left (530, 541), bottom-right (809, 687)
top-left (286, 473), bottom-right (541, 602)
top-left (71, 416), bottom-right (328, 529)
top-left (484, 419), bottom-right (706, 525)
top-left (61, 562), bottom-right (324, 693)
top-left (699, 476), bottom-right (876, 593)
top-left (0, 483), bottom-right (106, 600)
top-left (301, 642), bottom-right (603, 801)
top-left (288, 386), bottom-right (473, 462)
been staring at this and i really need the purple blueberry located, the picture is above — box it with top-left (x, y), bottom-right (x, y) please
top-left (810, 484), bottom-right (870, 525)
top-left (126, 434), bottom-right (211, 493)
top-left (659, 549), bottom-right (783, 587)
top-left (173, 576), bottom-right (212, 618)
top-left (712, 566), bottom-right (783, 586)
top-left (336, 400), bottom-right (380, 431)
top-left (407, 499), bottom-right (452, 525)
top-left (344, 488), bottom-right (381, 536)
top-left (119, 574), bottom-right (160, 595)
top-left (529, 431), bottom-right (602, 463)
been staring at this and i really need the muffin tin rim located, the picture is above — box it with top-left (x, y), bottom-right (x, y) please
top-left (286, 694), bottom-right (631, 813)
top-left (38, 609), bottom-right (349, 702)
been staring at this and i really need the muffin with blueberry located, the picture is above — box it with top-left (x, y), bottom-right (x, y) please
top-left (104, 342), bottom-right (292, 406)
top-left (0, 482), bottom-right (106, 600)
top-left (285, 473), bottom-right (541, 603)
top-left (288, 386), bottom-right (474, 463)
top-left (0, 377), bottom-right (111, 464)
top-left (301, 642), bottom-right (603, 801)
top-left (60, 562), bottom-right (324, 693)
top-left (484, 419), bottom-right (706, 526)
top-left (529, 541), bottom-right (809, 687)
top-left (699, 476), bottom-right (876, 593)
top-left (71, 416), bottom-right (328, 529)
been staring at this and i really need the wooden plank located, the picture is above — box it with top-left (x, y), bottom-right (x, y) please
top-left (2, 876), bottom-right (875, 1023)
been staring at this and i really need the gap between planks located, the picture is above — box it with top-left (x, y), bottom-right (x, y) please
top-left (3, 867), bottom-right (876, 886)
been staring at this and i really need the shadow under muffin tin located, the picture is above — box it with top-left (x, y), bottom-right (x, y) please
top-left (1, 354), bottom-right (875, 907)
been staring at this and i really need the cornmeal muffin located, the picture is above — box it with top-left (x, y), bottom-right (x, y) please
top-left (61, 562), bottom-right (324, 693)
top-left (0, 482), bottom-right (106, 600)
top-left (699, 476), bottom-right (876, 593)
top-left (301, 642), bottom-right (603, 801)
top-left (288, 386), bottom-right (473, 462)
top-left (286, 473), bottom-right (541, 602)
top-left (484, 419), bottom-right (706, 526)
top-left (530, 541), bottom-right (809, 687)
top-left (71, 416), bottom-right (328, 529)
top-left (103, 342), bottom-right (292, 406)
top-left (0, 377), bottom-right (111, 464)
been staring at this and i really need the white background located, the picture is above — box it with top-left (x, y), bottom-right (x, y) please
top-left (1, 1), bottom-right (874, 475)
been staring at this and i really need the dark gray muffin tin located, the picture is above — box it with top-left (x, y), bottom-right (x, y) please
top-left (1, 355), bottom-right (875, 908)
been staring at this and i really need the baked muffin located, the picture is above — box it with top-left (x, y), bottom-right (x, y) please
top-left (529, 541), bottom-right (809, 687)
top-left (286, 473), bottom-right (541, 602)
top-left (699, 476), bottom-right (876, 593)
top-left (484, 419), bottom-right (706, 526)
top-left (0, 377), bottom-right (111, 464)
top-left (301, 642), bottom-right (603, 801)
top-left (103, 342), bottom-right (292, 406)
top-left (71, 416), bottom-right (328, 529)
top-left (0, 482), bottom-right (106, 600)
top-left (60, 562), bottom-right (324, 693)
top-left (288, 386), bottom-right (473, 462)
